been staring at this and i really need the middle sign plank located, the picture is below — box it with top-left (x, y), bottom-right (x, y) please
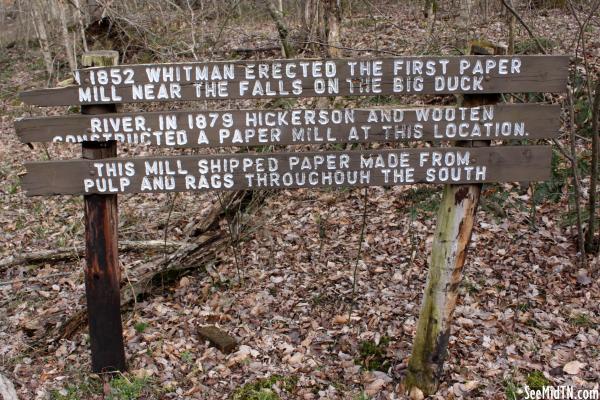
top-left (22, 146), bottom-right (551, 196)
top-left (15, 104), bottom-right (559, 147)
top-left (19, 56), bottom-right (569, 106)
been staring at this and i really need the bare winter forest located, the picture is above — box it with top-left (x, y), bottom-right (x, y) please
top-left (0, 0), bottom-right (599, 399)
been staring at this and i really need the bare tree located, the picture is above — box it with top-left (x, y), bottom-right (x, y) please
top-left (30, 0), bottom-right (53, 78)
top-left (267, 0), bottom-right (295, 58)
top-left (57, 0), bottom-right (77, 71)
top-left (73, 0), bottom-right (89, 52)
top-left (324, 0), bottom-right (343, 57)
top-left (588, 81), bottom-right (600, 255)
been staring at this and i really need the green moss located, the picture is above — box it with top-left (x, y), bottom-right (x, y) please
top-left (180, 350), bottom-right (194, 364)
top-left (107, 375), bottom-right (152, 400)
top-left (504, 377), bottom-right (522, 400)
top-left (233, 375), bottom-right (298, 400)
top-left (134, 321), bottom-right (149, 333)
top-left (355, 336), bottom-right (391, 371)
top-left (526, 371), bottom-right (550, 391)
top-left (570, 313), bottom-right (595, 328)
top-left (50, 380), bottom-right (102, 400)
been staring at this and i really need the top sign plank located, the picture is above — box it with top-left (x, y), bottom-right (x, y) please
top-left (20, 56), bottom-right (569, 106)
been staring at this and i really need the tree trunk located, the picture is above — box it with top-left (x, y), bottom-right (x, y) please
top-left (404, 40), bottom-right (505, 396)
top-left (507, 0), bottom-right (516, 54)
top-left (73, 0), bottom-right (89, 52)
top-left (57, 0), bottom-right (77, 71)
top-left (587, 80), bottom-right (600, 255)
top-left (324, 0), bottom-right (342, 58)
top-left (267, 0), bottom-right (295, 58)
top-left (30, 0), bottom-right (53, 78)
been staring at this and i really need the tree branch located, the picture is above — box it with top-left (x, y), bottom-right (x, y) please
top-left (500, 0), bottom-right (547, 54)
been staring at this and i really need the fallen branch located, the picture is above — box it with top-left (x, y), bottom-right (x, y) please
top-left (0, 240), bottom-right (185, 271)
top-left (230, 46), bottom-right (281, 53)
top-left (22, 190), bottom-right (267, 349)
top-left (0, 272), bottom-right (72, 286)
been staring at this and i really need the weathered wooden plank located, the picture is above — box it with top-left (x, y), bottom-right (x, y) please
top-left (197, 326), bottom-right (238, 354)
top-left (21, 146), bottom-right (551, 196)
top-left (19, 55), bottom-right (569, 106)
top-left (15, 104), bottom-right (560, 146)
top-left (81, 50), bottom-right (127, 374)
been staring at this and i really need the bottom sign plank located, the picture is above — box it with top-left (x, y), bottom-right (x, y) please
top-left (22, 146), bottom-right (551, 196)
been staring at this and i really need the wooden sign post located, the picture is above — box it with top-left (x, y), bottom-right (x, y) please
top-left (81, 51), bottom-right (126, 373)
top-left (14, 50), bottom-right (569, 388)
top-left (404, 41), bottom-right (506, 396)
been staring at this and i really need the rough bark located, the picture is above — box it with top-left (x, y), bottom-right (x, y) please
top-left (57, 0), bottom-right (77, 71)
top-left (404, 40), bottom-right (505, 396)
top-left (267, 0), bottom-right (295, 58)
top-left (73, 0), bottom-right (89, 52)
top-left (30, 0), bottom-right (53, 77)
top-left (507, 0), bottom-right (516, 54)
top-left (587, 80), bottom-right (600, 254)
top-left (324, 0), bottom-right (343, 58)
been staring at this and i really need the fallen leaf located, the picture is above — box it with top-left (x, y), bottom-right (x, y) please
top-left (179, 276), bottom-right (190, 287)
top-left (410, 386), bottom-right (424, 400)
top-left (365, 378), bottom-right (386, 396)
top-left (287, 352), bottom-right (303, 365)
top-left (563, 361), bottom-right (585, 375)
top-left (332, 314), bottom-right (349, 324)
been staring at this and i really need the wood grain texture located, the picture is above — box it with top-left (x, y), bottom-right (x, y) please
top-left (197, 326), bottom-right (238, 354)
top-left (15, 104), bottom-right (560, 146)
top-left (19, 55), bottom-right (569, 106)
top-left (405, 41), bottom-right (504, 395)
top-left (80, 50), bottom-right (126, 374)
top-left (22, 146), bottom-right (551, 196)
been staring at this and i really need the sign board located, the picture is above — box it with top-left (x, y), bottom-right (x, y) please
top-left (16, 49), bottom-right (568, 377)
top-left (19, 56), bottom-right (569, 106)
top-left (15, 104), bottom-right (560, 147)
top-left (22, 146), bottom-right (551, 196)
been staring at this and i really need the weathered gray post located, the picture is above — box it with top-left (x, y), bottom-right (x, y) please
top-left (404, 40), bottom-right (505, 396)
top-left (81, 50), bottom-right (127, 373)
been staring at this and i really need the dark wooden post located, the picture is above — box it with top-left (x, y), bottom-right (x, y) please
top-left (404, 41), bottom-right (505, 396)
top-left (81, 50), bottom-right (127, 373)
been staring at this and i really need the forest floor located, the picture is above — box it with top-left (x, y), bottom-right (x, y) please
top-left (0, 2), bottom-right (599, 399)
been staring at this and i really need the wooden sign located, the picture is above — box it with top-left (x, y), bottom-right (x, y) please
top-left (15, 104), bottom-right (559, 146)
top-left (22, 146), bottom-right (551, 196)
top-left (15, 47), bottom-right (569, 381)
top-left (20, 55), bottom-right (569, 106)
